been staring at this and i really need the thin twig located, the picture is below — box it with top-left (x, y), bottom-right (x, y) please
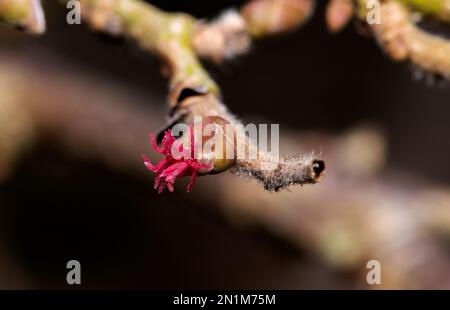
top-left (78, 0), bottom-right (324, 190)
top-left (367, 0), bottom-right (450, 79)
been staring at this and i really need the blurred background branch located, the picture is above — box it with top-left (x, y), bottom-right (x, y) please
top-left (0, 0), bottom-right (45, 34)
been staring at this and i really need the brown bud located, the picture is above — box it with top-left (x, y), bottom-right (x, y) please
top-left (193, 10), bottom-right (251, 63)
top-left (242, 0), bottom-right (315, 38)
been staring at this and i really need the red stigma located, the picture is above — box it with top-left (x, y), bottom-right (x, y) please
top-left (142, 129), bottom-right (213, 193)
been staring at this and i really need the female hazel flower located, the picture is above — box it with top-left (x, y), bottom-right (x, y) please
top-left (142, 116), bottom-right (235, 193)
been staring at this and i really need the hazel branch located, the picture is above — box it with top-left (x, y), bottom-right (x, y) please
top-left (78, 0), bottom-right (323, 191)
top-left (398, 0), bottom-right (450, 22)
top-left (367, 0), bottom-right (450, 79)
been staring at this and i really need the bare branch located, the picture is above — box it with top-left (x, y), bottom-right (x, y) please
top-left (369, 0), bottom-right (450, 79)
top-left (77, 0), bottom-right (324, 191)
top-left (326, 0), bottom-right (354, 33)
top-left (399, 0), bottom-right (450, 22)
top-left (0, 0), bottom-right (45, 34)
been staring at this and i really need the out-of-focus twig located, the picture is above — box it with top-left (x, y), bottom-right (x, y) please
top-left (0, 0), bottom-right (45, 34)
top-left (78, 0), bottom-right (324, 191)
top-left (211, 129), bottom-right (450, 289)
top-left (399, 0), bottom-right (450, 22)
top-left (0, 56), bottom-right (161, 180)
top-left (1, 55), bottom-right (450, 288)
top-left (241, 0), bottom-right (315, 38)
top-left (358, 0), bottom-right (450, 78)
